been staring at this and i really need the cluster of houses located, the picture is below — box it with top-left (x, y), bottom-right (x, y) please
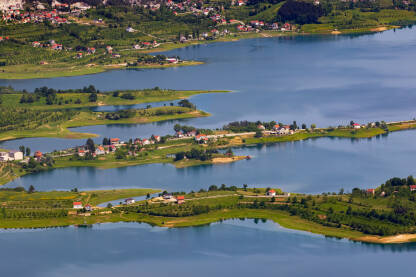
top-left (367, 185), bottom-right (416, 197)
top-left (2, 7), bottom-right (68, 24)
top-left (0, 149), bottom-right (44, 163)
top-left (257, 124), bottom-right (295, 135)
top-left (237, 22), bottom-right (295, 32)
top-left (1, 0), bottom-right (91, 24)
top-left (32, 39), bottom-right (95, 59)
top-left (76, 136), bottom-right (163, 158)
top-left (132, 40), bottom-right (160, 50)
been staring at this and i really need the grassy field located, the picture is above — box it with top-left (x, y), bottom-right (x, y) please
top-left (0, 89), bottom-right (228, 110)
top-left (0, 107), bottom-right (209, 141)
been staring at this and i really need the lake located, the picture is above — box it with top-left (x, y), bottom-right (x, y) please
top-left (2, 28), bottom-right (416, 152)
top-left (6, 130), bottom-right (416, 194)
top-left (1, 219), bottom-right (416, 277)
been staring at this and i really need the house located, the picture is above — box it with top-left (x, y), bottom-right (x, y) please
top-left (76, 52), bottom-right (83, 59)
top-left (271, 23), bottom-right (279, 30)
top-left (126, 26), bottom-right (136, 33)
top-left (273, 124), bottom-right (280, 131)
top-left (176, 195), bottom-right (185, 204)
top-left (353, 123), bottom-right (361, 129)
top-left (267, 189), bottom-right (276, 196)
top-left (106, 45), bottom-right (113, 54)
top-left (134, 138), bottom-right (142, 145)
top-left (78, 149), bottom-right (85, 157)
top-left (95, 146), bottom-right (105, 155)
top-left (34, 151), bottom-right (43, 160)
top-left (154, 135), bottom-right (161, 142)
top-left (195, 134), bottom-right (208, 143)
top-left (8, 150), bottom-right (23, 161)
top-left (166, 57), bottom-right (178, 64)
top-left (73, 202), bottom-right (83, 209)
top-left (257, 124), bottom-right (266, 130)
top-left (163, 194), bottom-right (173, 200)
top-left (85, 204), bottom-right (92, 211)
top-left (125, 198), bottom-right (135, 205)
top-left (87, 47), bottom-right (95, 54)
top-left (410, 185), bottom-right (416, 191)
top-left (110, 138), bottom-right (120, 145)
top-left (142, 139), bottom-right (151, 145)
top-left (32, 41), bottom-right (41, 47)
top-left (366, 189), bottom-right (375, 195)
top-left (0, 152), bottom-right (10, 162)
top-left (176, 131), bottom-right (184, 138)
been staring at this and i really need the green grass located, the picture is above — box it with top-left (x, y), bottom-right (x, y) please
top-left (0, 89), bottom-right (229, 110)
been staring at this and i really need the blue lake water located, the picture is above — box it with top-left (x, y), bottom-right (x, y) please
top-left (2, 28), bottom-right (416, 152)
top-left (1, 219), bottom-right (416, 277)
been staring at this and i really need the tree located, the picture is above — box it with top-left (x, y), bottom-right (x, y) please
top-left (25, 147), bottom-right (31, 157)
top-left (107, 203), bottom-right (113, 208)
top-left (174, 124), bottom-right (181, 132)
top-left (277, 0), bottom-right (324, 24)
top-left (28, 185), bottom-right (35, 194)
top-left (339, 188), bottom-right (344, 195)
top-left (89, 92), bottom-right (98, 102)
top-left (86, 138), bottom-right (95, 153)
top-left (301, 123), bottom-right (307, 129)
top-left (255, 130), bottom-right (263, 138)
top-left (19, 145), bottom-right (25, 155)
top-left (243, 184), bottom-right (248, 191)
top-left (311, 124), bottom-right (316, 129)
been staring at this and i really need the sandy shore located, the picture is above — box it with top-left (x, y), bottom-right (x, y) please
top-left (357, 234), bottom-right (416, 244)
top-left (212, 156), bottom-right (247, 164)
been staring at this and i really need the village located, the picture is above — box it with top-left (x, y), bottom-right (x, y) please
top-left (0, 118), bottom-right (384, 166)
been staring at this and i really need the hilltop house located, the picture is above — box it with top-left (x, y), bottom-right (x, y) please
top-left (367, 189), bottom-right (375, 195)
top-left (353, 123), bottom-right (361, 129)
top-left (410, 185), bottom-right (416, 192)
top-left (267, 189), bottom-right (276, 196)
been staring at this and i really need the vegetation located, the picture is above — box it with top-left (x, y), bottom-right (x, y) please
top-left (4, 177), bottom-right (416, 244)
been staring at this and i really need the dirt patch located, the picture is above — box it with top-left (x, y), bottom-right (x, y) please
top-left (358, 234), bottom-right (416, 244)
top-left (370, 27), bottom-right (388, 32)
top-left (212, 156), bottom-right (246, 164)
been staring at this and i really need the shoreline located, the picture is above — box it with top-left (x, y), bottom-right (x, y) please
top-left (0, 26), bottom-right (402, 81)
top-left (0, 206), bottom-right (414, 245)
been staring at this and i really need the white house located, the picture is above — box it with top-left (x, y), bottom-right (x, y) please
top-left (126, 27), bottom-right (136, 33)
top-left (9, 150), bottom-right (23, 161)
top-left (85, 204), bottom-right (93, 211)
top-left (267, 189), bottom-right (276, 196)
top-left (0, 151), bottom-right (23, 161)
top-left (125, 198), bottom-right (135, 205)
top-left (353, 123), bottom-right (361, 129)
top-left (73, 202), bottom-right (83, 209)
